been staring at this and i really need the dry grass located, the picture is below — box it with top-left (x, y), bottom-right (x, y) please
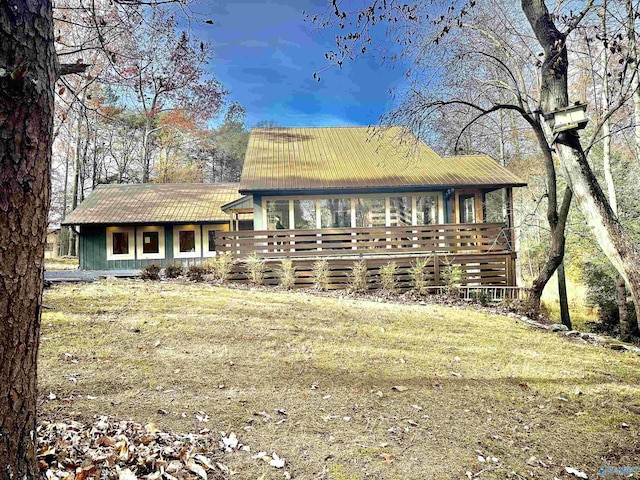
top-left (40, 280), bottom-right (640, 479)
top-left (44, 257), bottom-right (79, 270)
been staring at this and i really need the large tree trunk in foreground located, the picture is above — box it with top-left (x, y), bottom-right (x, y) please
top-left (0, 0), bottom-right (56, 475)
top-left (522, 0), bottom-right (640, 339)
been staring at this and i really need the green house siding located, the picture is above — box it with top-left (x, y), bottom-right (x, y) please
top-left (252, 195), bottom-right (263, 230)
top-left (79, 223), bottom-right (223, 270)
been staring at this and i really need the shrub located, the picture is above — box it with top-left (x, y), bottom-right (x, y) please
top-left (581, 261), bottom-right (637, 332)
top-left (186, 264), bottom-right (206, 282)
top-left (245, 253), bottom-right (266, 285)
top-left (278, 259), bottom-right (297, 290)
top-left (379, 261), bottom-right (398, 293)
top-left (312, 258), bottom-right (330, 291)
top-left (441, 258), bottom-right (463, 295)
top-left (470, 289), bottom-right (490, 306)
top-left (349, 259), bottom-right (368, 293)
top-left (164, 263), bottom-right (184, 279)
top-left (208, 252), bottom-right (234, 283)
top-left (409, 257), bottom-right (430, 294)
top-left (140, 263), bottom-right (161, 281)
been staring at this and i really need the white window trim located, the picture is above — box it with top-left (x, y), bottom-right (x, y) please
top-left (136, 226), bottom-right (165, 260)
top-left (106, 226), bottom-right (135, 261)
top-left (173, 225), bottom-right (202, 258)
top-left (202, 224), bottom-right (227, 257)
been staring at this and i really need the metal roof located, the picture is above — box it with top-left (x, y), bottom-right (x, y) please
top-left (62, 183), bottom-right (242, 225)
top-left (239, 127), bottom-right (526, 193)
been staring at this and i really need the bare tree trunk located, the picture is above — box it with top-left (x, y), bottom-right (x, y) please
top-left (0, 1), bottom-right (56, 475)
top-left (557, 260), bottom-right (571, 328)
top-left (69, 88), bottom-right (87, 257)
top-left (527, 116), bottom-right (572, 326)
top-left (522, 0), bottom-right (640, 337)
top-left (142, 117), bottom-right (153, 183)
top-left (60, 144), bottom-right (71, 256)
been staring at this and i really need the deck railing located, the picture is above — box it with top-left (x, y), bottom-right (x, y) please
top-left (214, 222), bottom-right (511, 259)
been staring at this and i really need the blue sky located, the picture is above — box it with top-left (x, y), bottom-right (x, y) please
top-left (192, 1), bottom-right (406, 128)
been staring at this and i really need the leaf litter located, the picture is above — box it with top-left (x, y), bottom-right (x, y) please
top-left (38, 416), bottom-right (290, 479)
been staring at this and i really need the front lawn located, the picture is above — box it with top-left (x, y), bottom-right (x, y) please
top-left (40, 281), bottom-right (640, 479)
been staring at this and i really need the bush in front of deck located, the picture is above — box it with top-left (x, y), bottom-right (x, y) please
top-left (349, 259), bottom-right (368, 292)
top-left (207, 252), bottom-right (234, 283)
top-left (441, 258), bottom-right (463, 295)
top-left (245, 253), bottom-right (266, 286)
top-left (379, 261), bottom-right (398, 293)
top-left (312, 258), bottom-right (330, 291)
top-left (409, 257), bottom-right (430, 294)
top-left (278, 259), bottom-right (297, 290)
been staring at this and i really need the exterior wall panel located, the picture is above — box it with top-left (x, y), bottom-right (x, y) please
top-left (78, 222), bottom-right (228, 270)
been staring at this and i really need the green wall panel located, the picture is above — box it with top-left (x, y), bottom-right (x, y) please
top-left (79, 223), bottom-right (221, 271)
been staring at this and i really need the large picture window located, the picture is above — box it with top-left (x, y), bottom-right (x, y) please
top-left (106, 226), bottom-right (135, 261)
top-left (416, 195), bottom-right (440, 225)
top-left (293, 199), bottom-right (317, 229)
top-left (320, 198), bottom-right (351, 228)
top-left (173, 225), bottom-right (201, 258)
top-left (389, 196), bottom-right (412, 226)
top-left (355, 198), bottom-right (385, 227)
top-left (136, 226), bottom-right (165, 260)
top-left (266, 200), bottom-right (290, 230)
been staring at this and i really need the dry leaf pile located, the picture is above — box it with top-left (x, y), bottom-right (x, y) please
top-left (37, 416), bottom-right (289, 479)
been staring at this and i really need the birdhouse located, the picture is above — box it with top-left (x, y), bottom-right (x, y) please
top-left (544, 102), bottom-right (589, 134)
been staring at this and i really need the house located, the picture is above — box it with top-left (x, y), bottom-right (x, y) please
top-left (63, 126), bottom-right (526, 289)
top-left (61, 183), bottom-right (244, 270)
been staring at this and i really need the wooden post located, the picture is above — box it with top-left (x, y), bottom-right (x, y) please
top-left (506, 253), bottom-right (516, 286)
top-left (505, 187), bottom-right (515, 250)
top-left (434, 255), bottom-right (440, 286)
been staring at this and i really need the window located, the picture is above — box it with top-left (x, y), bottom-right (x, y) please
top-left (136, 226), bottom-right (165, 260)
top-left (208, 230), bottom-right (216, 251)
top-left (355, 198), bottom-right (385, 227)
top-left (459, 194), bottom-right (476, 223)
top-left (172, 225), bottom-right (201, 258)
top-left (202, 224), bottom-right (227, 257)
top-left (113, 232), bottom-right (129, 254)
top-left (294, 199), bottom-right (317, 229)
top-left (143, 232), bottom-right (159, 254)
top-left (416, 195), bottom-right (440, 225)
top-left (484, 189), bottom-right (506, 223)
top-left (266, 200), bottom-right (290, 230)
top-left (320, 198), bottom-right (351, 228)
top-left (179, 231), bottom-right (195, 252)
top-left (106, 226), bottom-right (135, 261)
top-left (390, 197), bottom-right (412, 226)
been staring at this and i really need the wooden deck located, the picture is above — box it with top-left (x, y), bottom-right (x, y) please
top-left (214, 223), bottom-right (516, 290)
top-left (214, 223), bottom-right (511, 258)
